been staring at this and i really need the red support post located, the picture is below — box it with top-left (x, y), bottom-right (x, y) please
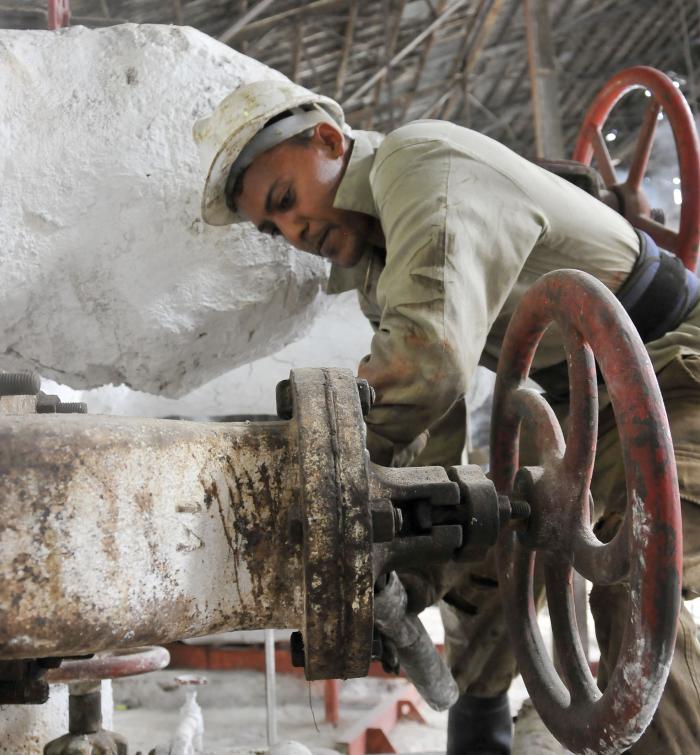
top-left (48, 0), bottom-right (71, 30)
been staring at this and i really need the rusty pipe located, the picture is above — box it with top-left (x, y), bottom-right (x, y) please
top-left (0, 369), bottom-right (375, 681)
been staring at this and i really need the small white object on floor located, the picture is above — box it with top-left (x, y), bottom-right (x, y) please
top-left (151, 675), bottom-right (207, 755)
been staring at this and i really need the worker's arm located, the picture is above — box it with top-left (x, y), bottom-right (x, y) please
top-left (359, 130), bottom-right (545, 453)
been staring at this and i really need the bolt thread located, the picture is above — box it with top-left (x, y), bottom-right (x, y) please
top-left (56, 402), bottom-right (88, 414)
top-left (510, 498), bottom-right (531, 520)
top-left (0, 371), bottom-right (41, 397)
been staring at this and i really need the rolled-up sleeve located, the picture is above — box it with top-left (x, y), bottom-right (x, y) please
top-left (359, 129), bottom-right (546, 448)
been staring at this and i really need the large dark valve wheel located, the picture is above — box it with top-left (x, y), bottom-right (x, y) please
top-left (490, 270), bottom-right (683, 754)
top-left (572, 65), bottom-right (700, 271)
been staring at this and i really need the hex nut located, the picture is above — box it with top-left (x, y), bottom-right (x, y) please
top-left (36, 394), bottom-right (61, 414)
top-left (275, 379), bottom-right (293, 420)
top-left (371, 499), bottom-right (399, 542)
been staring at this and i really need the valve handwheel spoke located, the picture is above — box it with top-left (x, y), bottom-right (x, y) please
top-left (573, 65), bottom-right (700, 271)
top-left (626, 99), bottom-right (661, 191)
top-left (543, 554), bottom-right (598, 705)
top-left (589, 126), bottom-right (618, 188)
top-left (491, 269), bottom-right (682, 753)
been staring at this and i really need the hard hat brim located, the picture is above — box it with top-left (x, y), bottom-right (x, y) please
top-left (199, 91), bottom-right (344, 226)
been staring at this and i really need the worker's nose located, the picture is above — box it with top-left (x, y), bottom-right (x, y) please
top-left (277, 213), bottom-right (309, 251)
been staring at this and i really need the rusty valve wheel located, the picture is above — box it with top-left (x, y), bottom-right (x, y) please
top-left (43, 647), bottom-right (170, 755)
top-left (45, 645), bottom-right (170, 683)
top-left (490, 270), bottom-right (682, 753)
top-left (572, 65), bottom-right (700, 271)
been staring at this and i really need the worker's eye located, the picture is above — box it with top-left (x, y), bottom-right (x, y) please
top-left (278, 188), bottom-right (294, 212)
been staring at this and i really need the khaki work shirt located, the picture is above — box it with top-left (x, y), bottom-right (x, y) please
top-left (328, 121), bottom-right (700, 451)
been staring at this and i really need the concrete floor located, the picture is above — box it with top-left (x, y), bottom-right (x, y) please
top-left (109, 668), bottom-right (549, 755)
top-left (109, 605), bottom-right (567, 754)
top-left (112, 670), bottom-right (449, 754)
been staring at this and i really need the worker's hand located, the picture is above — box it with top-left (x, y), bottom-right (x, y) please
top-left (391, 430), bottom-right (430, 467)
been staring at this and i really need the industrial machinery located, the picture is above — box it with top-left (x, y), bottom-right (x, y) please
top-left (0, 66), bottom-right (697, 754)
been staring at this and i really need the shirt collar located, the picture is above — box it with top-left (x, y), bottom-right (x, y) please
top-left (333, 129), bottom-right (383, 219)
top-left (327, 129), bottom-right (383, 294)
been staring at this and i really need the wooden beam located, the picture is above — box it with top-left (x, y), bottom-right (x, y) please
top-left (343, 0), bottom-right (470, 107)
top-left (223, 0), bottom-right (349, 40)
top-left (524, 0), bottom-right (564, 159)
top-left (443, 0), bottom-right (505, 121)
top-left (399, 0), bottom-right (449, 121)
top-left (365, 0), bottom-right (406, 129)
top-left (171, 0), bottom-right (182, 25)
top-left (218, 0), bottom-right (277, 44)
top-left (418, 0), bottom-right (500, 121)
top-left (436, 0), bottom-right (486, 119)
top-left (291, 22), bottom-right (304, 83)
top-left (335, 0), bottom-right (359, 100)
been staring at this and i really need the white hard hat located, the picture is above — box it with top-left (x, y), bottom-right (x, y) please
top-left (194, 79), bottom-right (345, 226)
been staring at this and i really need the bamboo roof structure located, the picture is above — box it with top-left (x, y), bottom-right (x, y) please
top-left (2, 1), bottom-right (699, 160)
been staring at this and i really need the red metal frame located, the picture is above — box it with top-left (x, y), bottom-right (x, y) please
top-left (48, 0), bottom-right (71, 29)
top-left (490, 269), bottom-right (682, 753)
top-left (334, 684), bottom-right (427, 755)
top-left (573, 65), bottom-right (700, 271)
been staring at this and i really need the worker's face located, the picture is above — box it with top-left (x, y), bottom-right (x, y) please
top-left (236, 122), bottom-right (375, 268)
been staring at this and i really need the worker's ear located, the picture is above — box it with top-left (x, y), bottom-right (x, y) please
top-left (313, 121), bottom-right (347, 158)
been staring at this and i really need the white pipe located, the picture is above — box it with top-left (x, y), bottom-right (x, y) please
top-left (265, 628), bottom-right (278, 746)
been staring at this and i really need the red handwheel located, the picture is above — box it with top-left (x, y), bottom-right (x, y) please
top-left (573, 66), bottom-right (700, 271)
top-left (491, 270), bottom-right (682, 753)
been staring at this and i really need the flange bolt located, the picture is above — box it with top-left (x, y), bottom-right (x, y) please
top-left (510, 498), bottom-right (531, 521)
top-left (290, 631), bottom-right (305, 668)
top-left (57, 402), bottom-right (88, 414)
top-left (356, 378), bottom-right (375, 417)
top-left (275, 379), bottom-right (293, 420)
top-left (0, 371), bottom-right (41, 397)
top-left (371, 499), bottom-right (402, 542)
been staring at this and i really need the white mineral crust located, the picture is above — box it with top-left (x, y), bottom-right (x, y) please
top-left (0, 24), bottom-right (326, 396)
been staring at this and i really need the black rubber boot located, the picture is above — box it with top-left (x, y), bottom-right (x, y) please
top-left (446, 691), bottom-right (512, 755)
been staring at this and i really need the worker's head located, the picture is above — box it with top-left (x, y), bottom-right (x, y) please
top-left (195, 80), bottom-right (374, 268)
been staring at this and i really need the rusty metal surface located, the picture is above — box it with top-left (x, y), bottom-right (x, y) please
top-left (573, 65), bottom-right (700, 271)
top-left (46, 646), bottom-right (170, 683)
top-left (0, 413), bottom-right (304, 658)
top-left (0, 395), bottom-right (37, 415)
top-left (373, 572), bottom-right (458, 711)
top-left (0, 368), bottom-right (379, 685)
top-left (291, 368), bottom-right (374, 680)
top-left (0, 659), bottom-right (50, 704)
top-left (491, 269), bottom-right (682, 753)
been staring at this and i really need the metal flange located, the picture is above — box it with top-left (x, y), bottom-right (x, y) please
top-left (289, 368), bottom-right (374, 680)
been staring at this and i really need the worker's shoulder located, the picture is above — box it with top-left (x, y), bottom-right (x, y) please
top-left (375, 119), bottom-right (464, 154)
top-left (373, 119), bottom-right (506, 170)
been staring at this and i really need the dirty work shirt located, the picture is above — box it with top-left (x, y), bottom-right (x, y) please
top-left (327, 121), bottom-right (700, 457)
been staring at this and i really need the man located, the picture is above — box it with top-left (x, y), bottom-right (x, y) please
top-left (195, 79), bottom-right (700, 754)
